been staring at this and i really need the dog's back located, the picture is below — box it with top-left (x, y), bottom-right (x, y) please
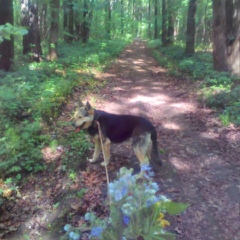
top-left (94, 110), bottom-right (162, 167)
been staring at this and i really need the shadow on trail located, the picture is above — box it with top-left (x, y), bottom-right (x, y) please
top-left (89, 40), bottom-right (240, 240)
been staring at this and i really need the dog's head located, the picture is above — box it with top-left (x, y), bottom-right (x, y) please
top-left (72, 101), bottom-right (94, 132)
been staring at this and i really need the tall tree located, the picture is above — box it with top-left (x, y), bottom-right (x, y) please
top-left (49, 0), bottom-right (59, 60)
top-left (225, 0), bottom-right (240, 75)
top-left (82, 0), bottom-right (94, 43)
top-left (154, 0), bottom-right (159, 39)
top-left (166, 0), bottom-right (174, 45)
top-left (121, 0), bottom-right (124, 35)
top-left (162, 0), bottom-right (167, 45)
top-left (185, 0), bottom-right (197, 56)
top-left (63, 0), bottom-right (74, 43)
top-left (21, 1), bottom-right (42, 61)
top-left (106, 0), bottom-right (112, 39)
top-left (212, 0), bottom-right (240, 75)
top-left (0, 0), bottom-right (14, 70)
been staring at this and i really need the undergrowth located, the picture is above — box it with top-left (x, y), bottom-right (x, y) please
top-left (0, 38), bottom-right (130, 191)
top-left (148, 40), bottom-right (240, 126)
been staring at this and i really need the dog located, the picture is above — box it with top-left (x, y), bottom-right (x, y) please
top-left (72, 101), bottom-right (162, 168)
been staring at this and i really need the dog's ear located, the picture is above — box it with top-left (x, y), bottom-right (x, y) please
top-left (85, 101), bottom-right (92, 110)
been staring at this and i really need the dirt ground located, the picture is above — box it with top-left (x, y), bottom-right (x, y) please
top-left (2, 40), bottom-right (240, 240)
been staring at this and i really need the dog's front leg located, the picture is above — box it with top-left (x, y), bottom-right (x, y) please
top-left (89, 136), bottom-right (101, 163)
top-left (101, 138), bottom-right (111, 166)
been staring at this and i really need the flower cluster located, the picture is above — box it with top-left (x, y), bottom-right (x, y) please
top-left (63, 224), bottom-right (80, 240)
top-left (64, 164), bottom-right (188, 239)
top-left (85, 164), bottom-right (174, 239)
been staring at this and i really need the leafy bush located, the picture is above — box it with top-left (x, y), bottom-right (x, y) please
top-left (0, 38), bottom-right (130, 179)
top-left (62, 165), bottom-right (189, 240)
top-left (0, 120), bottom-right (47, 177)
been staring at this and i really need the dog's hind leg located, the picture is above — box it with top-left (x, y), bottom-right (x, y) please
top-left (101, 138), bottom-right (111, 166)
top-left (89, 136), bottom-right (101, 163)
top-left (133, 133), bottom-right (151, 165)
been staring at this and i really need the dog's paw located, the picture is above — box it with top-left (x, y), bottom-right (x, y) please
top-left (89, 158), bottom-right (98, 163)
top-left (100, 161), bottom-right (109, 167)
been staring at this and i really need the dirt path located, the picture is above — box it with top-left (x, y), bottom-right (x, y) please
top-left (3, 40), bottom-right (239, 240)
top-left (87, 40), bottom-right (240, 240)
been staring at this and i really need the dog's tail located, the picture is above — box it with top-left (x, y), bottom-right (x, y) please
top-left (150, 130), bottom-right (162, 167)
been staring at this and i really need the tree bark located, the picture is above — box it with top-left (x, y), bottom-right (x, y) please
top-left (162, 0), bottom-right (167, 46)
top-left (167, 0), bottom-right (174, 45)
top-left (212, 0), bottom-right (228, 71)
top-left (225, 0), bottom-right (240, 75)
top-left (185, 0), bottom-right (197, 57)
top-left (49, 0), bottom-right (59, 60)
top-left (154, 0), bottom-right (159, 39)
top-left (213, 0), bottom-right (240, 75)
top-left (0, 0), bottom-right (14, 71)
top-left (21, 1), bottom-right (42, 61)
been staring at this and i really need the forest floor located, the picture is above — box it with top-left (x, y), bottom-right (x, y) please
top-left (2, 40), bottom-right (240, 240)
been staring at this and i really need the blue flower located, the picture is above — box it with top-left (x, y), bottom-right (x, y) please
top-left (84, 212), bottom-right (91, 221)
top-left (71, 233), bottom-right (80, 240)
top-left (151, 182), bottom-right (159, 191)
top-left (115, 189), bottom-right (123, 201)
top-left (91, 226), bottom-right (103, 237)
top-left (123, 215), bottom-right (130, 225)
top-left (146, 196), bottom-right (159, 207)
top-left (141, 164), bottom-right (151, 172)
top-left (63, 224), bottom-right (71, 232)
top-left (69, 232), bottom-right (80, 240)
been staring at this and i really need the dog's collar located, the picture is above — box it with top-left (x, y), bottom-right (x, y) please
top-left (88, 109), bottom-right (99, 129)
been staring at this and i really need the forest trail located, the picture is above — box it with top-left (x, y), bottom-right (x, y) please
top-left (4, 40), bottom-right (239, 240)
top-left (86, 40), bottom-right (240, 240)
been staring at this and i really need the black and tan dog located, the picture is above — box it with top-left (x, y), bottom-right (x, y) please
top-left (72, 101), bottom-right (162, 168)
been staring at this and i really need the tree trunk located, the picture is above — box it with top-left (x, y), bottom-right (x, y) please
top-left (106, 0), bottom-right (112, 39)
top-left (121, 0), bottom-right (124, 35)
top-left (0, 0), bottom-right (14, 71)
top-left (154, 0), bottom-right (159, 39)
top-left (68, 0), bottom-right (74, 43)
top-left (63, 0), bottom-right (68, 42)
top-left (212, 0), bottom-right (228, 72)
top-left (185, 0), bottom-right (197, 57)
top-left (49, 0), bottom-right (59, 60)
top-left (148, 0), bottom-right (151, 38)
top-left (225, 0), bottom-right (240, 75)
top-left (167, 0), bottom-right (174, 45)
top-left (162, 0), bottom-right (167, 46)
top-left (21, 1), bottom-right (42, 61)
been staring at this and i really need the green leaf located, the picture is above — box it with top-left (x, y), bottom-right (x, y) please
top-left (17, 29), bottom-right (28, 35)
top-left (163, 202), bottom-right (189, 215)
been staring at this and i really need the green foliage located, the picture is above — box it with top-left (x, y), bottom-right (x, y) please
top-left (148, 41), bottom-right (240, 126)
top-left (62, 131), bottom-right (91, 166)
top-left (0, 23), bottom-right (28, 43)
top-left (0, 39), bottom-right (129, 179)
top-left (0, 120), bottom-right (46, 176)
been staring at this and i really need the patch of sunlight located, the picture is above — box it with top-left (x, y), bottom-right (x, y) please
top-left (162, 122), bottom-right (181, 130)
top-left (42, 147), bottom-right (63, 163)
top-left (132, 66), bottom-right (147, 72)
top-left (170, 157), bottom-right (191, 171)
top-left (170, 102), bottom-right (195, 111)
top-left (129, 95), bottom-right (168, 105)
top-left (133, 59), bottom-right (144, 64)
